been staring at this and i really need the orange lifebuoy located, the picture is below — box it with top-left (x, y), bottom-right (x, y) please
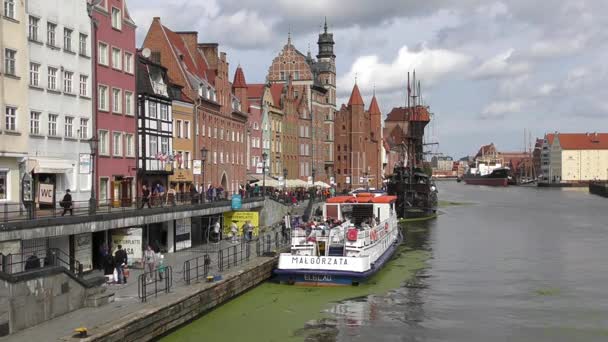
top-left (347, 228), bottom-right (358, 241)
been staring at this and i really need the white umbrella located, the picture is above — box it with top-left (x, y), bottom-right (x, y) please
top-left (314, 181), bottom-right (331, 188)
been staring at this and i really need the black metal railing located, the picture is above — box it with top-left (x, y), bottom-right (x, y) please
top-left (138, 266), bottom-right (173, 302)
top-left (0, 248), bottom-right (84, 277)
top-left (183, 254), bottom-right (211, 285)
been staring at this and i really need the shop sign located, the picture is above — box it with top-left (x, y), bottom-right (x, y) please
top-left (39, 183), bottom-right (54, 204)
top-left (193, 160), bottom-right (202, 175)
top-left (231, 194), bottom-right (242, 210)
top-left (223, 211), bottom-right (259, 237)
top-left (111, 228), bottom-right (143, 265)
top-left (79, 154), bottom-right (91, 174)
top-left (346, 177), bottom-right (351, 184)
top-left (74, 233), bottom-right (93, 272)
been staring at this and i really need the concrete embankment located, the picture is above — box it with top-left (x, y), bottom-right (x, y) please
top-left (79, 255), bottom-right (279, 342)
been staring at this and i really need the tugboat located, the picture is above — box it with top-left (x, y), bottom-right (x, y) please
top-left (386, 165), bottom-right (438, 219)
top-left (274, 193), bottom-right (402, 286)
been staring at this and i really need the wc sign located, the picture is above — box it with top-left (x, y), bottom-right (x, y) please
top-left (39, 183), bottom-right (54, 204)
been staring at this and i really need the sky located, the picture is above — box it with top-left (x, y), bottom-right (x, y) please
top-left (127, 0), bottom-right (608, 158)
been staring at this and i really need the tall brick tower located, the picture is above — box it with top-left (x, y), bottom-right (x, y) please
top-left (317, 18), bottom-right (337, 182)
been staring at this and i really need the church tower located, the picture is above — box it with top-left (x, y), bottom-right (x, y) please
top-left (317, 17), bottom-right (337, 183)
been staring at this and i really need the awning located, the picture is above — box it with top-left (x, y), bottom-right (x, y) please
top-left (29, 157), bottom-right (74, 174)
top-left (314, 181), bottom-right (331, 188)
top-left (286, 179), bottom-right (309, 188)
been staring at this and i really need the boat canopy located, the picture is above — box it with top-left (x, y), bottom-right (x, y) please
top-left (326, 195), bottom-right (397, 204)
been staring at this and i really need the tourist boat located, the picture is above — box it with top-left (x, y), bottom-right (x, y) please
top-left (463, 167), bottom-right (510, 186)
top-left (274, 193), bottom-right (402, 286)
top-left (386, 166), bottom-right (438, 219)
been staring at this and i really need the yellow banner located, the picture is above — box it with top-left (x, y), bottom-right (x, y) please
top-left (223, 211), bottom-right (260, 237)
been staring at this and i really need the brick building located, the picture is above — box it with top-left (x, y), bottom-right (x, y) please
top-left (266, 21), bottom-right (336, 183)
top-left (142, 18), bottom-right (248, 195)
top-left (334, 84), bottom-right (383, 191)
top-left (245, 84), bottom-right (265, 174)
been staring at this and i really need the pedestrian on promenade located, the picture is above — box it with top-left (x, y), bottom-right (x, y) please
top-left (213, 220), bottom-right (221, 243)
top-left (253, 184), bottom-right (260, 197)
top-left (114, 245), bottom-right (128, 284)
top-left (211, 186), bottom-right (217, 202)
top-left (157, 183), bottom-right (166, 206)
top-left (60, 189), bottom-right (73, 216)
top-left (143, 245), bottom-right (156, 282)
top-left (141, 184), bottom-right (152, 208)
top-left (230, 220), bottom-right (239, 243)
top-left (190, 184), bottom-right (198, 204)
top-left (157, 252), bottom-right (165, 280)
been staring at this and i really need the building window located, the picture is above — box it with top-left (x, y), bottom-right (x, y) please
top-left (111, 7), bottom-right (121, 30)
top-left (294, 71), bottom-right (299, 80)
top-left (175, 120), bottom-right (182, 138)
top-left (3, 0), bottom-right (14, 19)
top-left (125, 134), bottom-right (134, 157)
top-left (48, 114), bottom-right (58, 136)
top-left (79, 118), bottom-right (88, 139)
top-left (184, 121), bottom-right (190, 139)
top-left (47, 22), bottom-right (57, 47)
top-left (112, 88), bottom-right (121, 113)
top-left (79, 33), bottom-right (87, 55)
top-left (99, 178), bottom-right (108, 202)
top-left (64, 116), bottom-right (74, 138)
top-left (99, 130), bottom-right (109, 155)
top-left (29, 16), bottom-right (40, 41)
top-left (280, 71), bottom-right (285, 80)
top-left (30, 111), bottom-right (40, 135)
top-left (63, 71), bottom-right (73, 93)
top-left (111, 48), bottom-right (121, 70)
top-left (124, 91), bottom-right (133, 115)
top-left (98, 85), bottom-right (108, 111)
top-left (149, 135), bottom-right (157, 155)
top-left (148, 102), bottom-right (157, 118)
top-left (4, 49), bottom-right (16, 76)
top-left (160, 104), bottom-right (168, 120)
top-left (29, 63), bottom-right (40, 87)
top-left (48, 67), bottom-right (57, 90)
top-left (98, 42), bottom-right (108, 65)
top-left (79, 75), bottom-right (88, 96)
top-left (160, 137), bottom-right (169, 154)
top-left (5, 107), bottom-right (16, 131)
top-left (124, 52), bottom-right (133, 73)
top-left (184, 151), bottom-right (190, 169)
top-left (112, 132), bottom-right (122, 156)
top-left (213, 151), bottom-right (217, 164)
top-left (63, 28), bottom-right (73, 52)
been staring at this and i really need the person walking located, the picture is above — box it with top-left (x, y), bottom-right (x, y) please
top-left (230, 221), bottom-right (239, 243)
top-left (60, 189), bottom-right (73, 216)
top-left (213, 220), bottom-right (221, 243)
top-left (143, 245), bottom-right (156, 282)
top-left (157, 183), bottom-right (166, 206)
top-left (114, 245), bottom-right (128, 284)
top-left (141, 184), bottom-right (152, 209)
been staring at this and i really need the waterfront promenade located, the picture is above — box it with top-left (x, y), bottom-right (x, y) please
top-left (1, 229), bottom-right (287, 342)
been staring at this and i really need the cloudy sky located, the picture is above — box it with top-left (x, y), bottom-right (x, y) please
top-left (128, 0), bottom-right (608, 158)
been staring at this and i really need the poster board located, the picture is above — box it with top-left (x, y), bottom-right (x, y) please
top-left (222, 211), bottom-right (259, 237)
top-left (39, 183), bottom-right (54, 204)
top-left (111, 228), bottom-right (143, 265)
top-left (175, 218), bottom-right (192, 251)
top-left (74, 233), bottom-right (93, 272)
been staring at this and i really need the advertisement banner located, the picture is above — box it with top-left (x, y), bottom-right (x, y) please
top-left (111, 228), bottom-right (143, 265)
top-left (38, 183), bottom-right (54, 204)
top-left (231, 194), bottom-right (242, 210)
top-left (222, 211), bottom-right (259, 237)
top-left (79, 153), bottom-right (91, 174)
top-left (193, 160), bottom-right (202, 175)
top-left (74, 233), bottom-right (93, 272)
top-left (175, 218), bottom-right (192, 251)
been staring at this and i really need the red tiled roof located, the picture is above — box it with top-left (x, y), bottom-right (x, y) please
top-left (161, 24), bottom-right (207, 81)
top-left (556, 133), bottom-right (608, 150)
top-left (233, 66), bottom-right (247, 88)
top-left (247, 84), bottom-right (265, 99)
top-left (348, 84), bottom-right (364, 106)
top-left (368, 95), bottom-right (381, 115)
top-left (269, 83), bottom-right (284, 106)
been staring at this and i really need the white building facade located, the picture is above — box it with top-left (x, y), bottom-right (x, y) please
top-left (549, 133), bottom-right (608, 183)
top-left (25, 0), bottom-right (93, 204)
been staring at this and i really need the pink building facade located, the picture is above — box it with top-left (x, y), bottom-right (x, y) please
top-left (93, 0), bottom-right (137, 206)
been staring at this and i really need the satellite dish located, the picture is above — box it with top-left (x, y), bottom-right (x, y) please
top-left (142, 48), bottom-right (151, 58)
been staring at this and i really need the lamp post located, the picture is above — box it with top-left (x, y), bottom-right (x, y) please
top-left (201, 147), bottom-right (208, 202)
top-left (311, 168), bottom-right (316, 198)
top-left (283, 167), bottom-right (288, 195)
top-left (262, 152), bottom-right (268, 197)
top-left (88, 136), bottom-right (98, 215)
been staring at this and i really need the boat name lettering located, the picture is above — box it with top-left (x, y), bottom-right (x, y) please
top-left (304, 274), bottom-right (333, 282)
top-left (290, 256), bottom-right (348, 266)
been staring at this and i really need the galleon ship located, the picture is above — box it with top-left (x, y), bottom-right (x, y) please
top-left (274, 193), bottom-right (402, 286)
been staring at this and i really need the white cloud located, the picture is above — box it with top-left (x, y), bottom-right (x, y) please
top-left (337, 44), bottom-right (470, 98)
top-left (528, 34), bottom-right (588, 58)
top-left (471, 49), bottom-right (530, 79)
top-left (481, 100), bottom-right (524, 119)
top-left (205, 10), bottom-right (277, 49)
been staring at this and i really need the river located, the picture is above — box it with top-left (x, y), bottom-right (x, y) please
top-left (161, 181), bottom-right (608, 341)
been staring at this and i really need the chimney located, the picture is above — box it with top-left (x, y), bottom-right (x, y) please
top-left (198, 43), bottom-right (218, 70)
top-left (176, 31), bottom-right (198, 57)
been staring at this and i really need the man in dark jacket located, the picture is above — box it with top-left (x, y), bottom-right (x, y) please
top-left (61, 189), bottom-right (73, 216)
top-left (114, 245), bottom-right (128, 284)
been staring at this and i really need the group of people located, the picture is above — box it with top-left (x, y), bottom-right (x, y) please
top-left (229, 220), bottom-right (255, 243)
top-left (140, 183), bottom-right (174, 208)
top-left (99, 244), bottom-right (129, 284)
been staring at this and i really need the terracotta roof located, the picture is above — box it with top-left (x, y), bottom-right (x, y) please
top-left (556, 133), bottom-right (608, 150)
top-left (233, 65), bottom-right (247, 88)
top-left (347, 84), bottom-right (364, 106)
top-left (269, 83), bottom-right (284, 106)
top-left (161, 24), bottom-right (207, 82)
top-left (545, 133), bottom-right (555, 145)
top-left (368, 95), bottom-right (381, 115)
top-left (247, 84), bottom-right (265, 99)
top-left (385, 106), bottom-right (430, 122)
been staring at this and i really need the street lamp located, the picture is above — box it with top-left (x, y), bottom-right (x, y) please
top-left (201, 147), bottom-right (208, 202)
top-left (311, 168), bottom-right (316, 198)
top-left (88, 136), bottom-right (98, 214)
top-left (262, 152), bottom-right (268, 197)
top-left (283, 167), bottom-right (288, 195)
